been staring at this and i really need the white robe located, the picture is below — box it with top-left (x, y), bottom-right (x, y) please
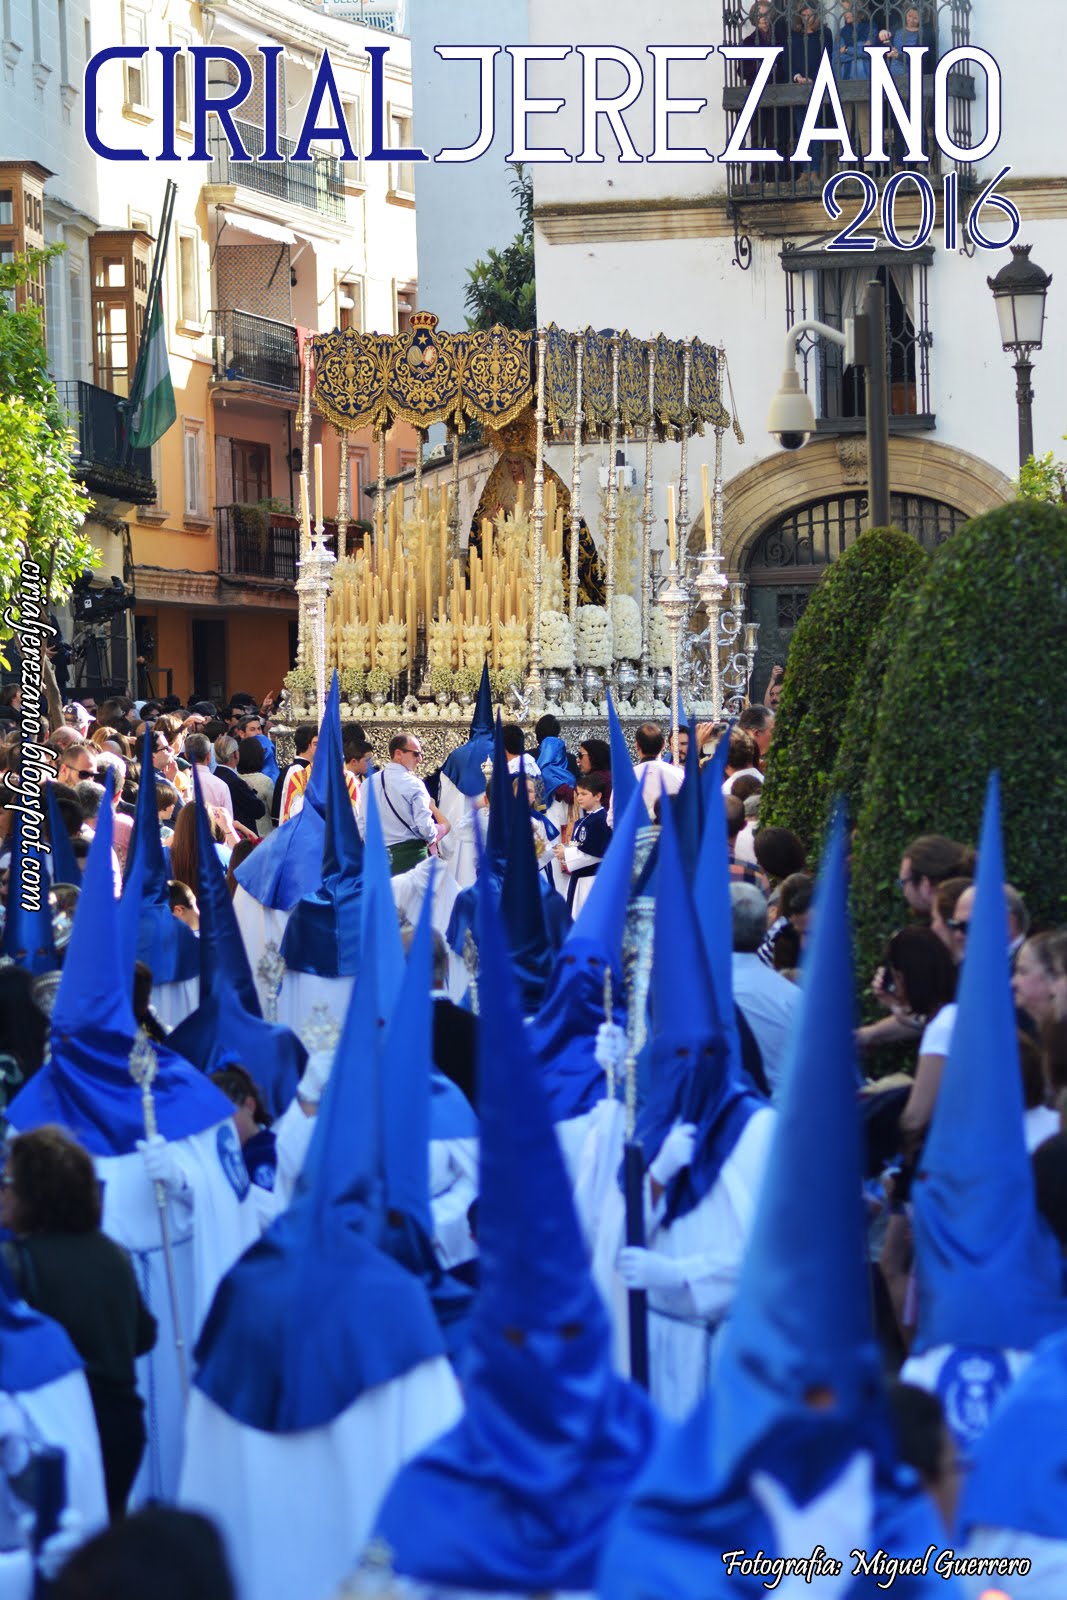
top-left (14, 1371), bottom-right (108, 1535)
top-left (152, 976), bottom-right (200, 1031)
top-left (277, 971), bottom-right (354, 1042)
top-left (592, 1106), bottom-right (775, 1422)
top-left (92, 1121), bottom-right (260, 1504)
top-left (435, 773), bottom-right (480, 890)
top-left (232, 887), bottom-right (292, 1018)
top-left (429, 1138), bottom-right (479, 1269)
top-left (179, 1359), bottom-right (464, 1600)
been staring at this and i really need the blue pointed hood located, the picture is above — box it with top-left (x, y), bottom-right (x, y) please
top-left (8, 783), bottom-right (233, 1157)
top-left (500, 760), bottom-right (552, 1014)
top-left (280, 683), bottom-right (364, 977)
top-left (440, 660), bottom-right (495, 798)
top-left (0, 1258), bottom-right (83, 1393)
top-left (694, 723), bottom-right (745, 1085)
top-left (119, 734), bottom-right (199, 984)
top-left (606, 691), bottom-right (636, 820)
top-left (192, 897), bottom-right (445, 1433)
top-left (961, 1327), bottom-right (1067, 1542)
top-left (711, 810), bottom-right (890, 1486)
top-left (635, 797), bottom-right (758, 1222)
top-left (378, 871), bottom-right (475, 1351)
top-left (912, 773), bottom-right (1067, 1355)
top-left (599, 818), bottom-right (953, 1600)
top-left (2, 805), bottom-right (58, 974)
top-left (45, 783), bottom-right (81, 887)
top-left (485, 713), bottom-right (513, 878)
top-left (373, 857), bottom-right (657, 1591)
top-left (527, 775), bottom-right (647, 1122)
top-left (168, 767), bottom-right (305, 1122)
top-left (670, 699), bottom-right (703, 875)
top-left (535, 735), bottom-right (572, 801)
top-left (359, 773), bottom-right (405, 1016)
top-left (470, 658), bottom-right (493, 739)
top-left (233, 674), bottom-right (339, 910)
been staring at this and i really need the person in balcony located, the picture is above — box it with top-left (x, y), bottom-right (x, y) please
top-left (786, 4), bottom-right (835, 184)
top-left (880, 4), bottom-right (937, 83)
top-left (742, 2), bottom-right (789, 179)
top-left (837, 0), bottom-right (873, 78)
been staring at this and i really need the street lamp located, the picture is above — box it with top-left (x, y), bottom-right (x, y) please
top-left (767, 278), bottom-right (891, 530)
top-left (987, 244), bottom-right (1053, 470)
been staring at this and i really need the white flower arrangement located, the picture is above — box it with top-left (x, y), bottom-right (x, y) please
top-left (460, 622), bottom-right (492, 672)
top-left (374, 622), bottom-right (408, 679)
top-left (541, 551), bottom-right (565, 614)
top-left (428, 620), bottom-right (456, 672)
top-left (340, 621), bottom-right (370, 675)
top-left (648, 605), bottom-right (672, 669)
top-left (575, 604), bottom-right (613, 668)
top-left (497, 618), bottom-right (528, 680)
top-left (611, 594), bottom-right (642, 660)
top-left (539, 609), bottom-right (575, 670)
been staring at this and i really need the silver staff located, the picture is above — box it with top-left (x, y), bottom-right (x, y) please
top-left (128, 1029), bottom-right (189, 1405)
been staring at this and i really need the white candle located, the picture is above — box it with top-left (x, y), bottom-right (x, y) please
top-left (314, 443), bottom-right (324, 531)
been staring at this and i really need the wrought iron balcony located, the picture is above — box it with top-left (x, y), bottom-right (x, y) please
top-left (217, 504), bottom-right (300, 586)
top-left (208, 118), bottom-right (346, 220)
top-left (54, 379), bottom-right (157, 505)
top-left (720, 0), bottom-right (974, 204)
top-left (212, 309), bottom-right (299, 394)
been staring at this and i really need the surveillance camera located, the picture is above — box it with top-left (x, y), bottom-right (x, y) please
top-left (767, 368), bottom-right (816, 452)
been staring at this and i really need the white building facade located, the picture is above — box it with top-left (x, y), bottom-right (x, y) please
top-left (520, 0), bottom-right (1067, 692)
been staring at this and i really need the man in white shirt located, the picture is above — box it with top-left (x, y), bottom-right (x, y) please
top-left (730, 882), bottom-right (799, 1100)
top-left (627, 722), bottom-right (683, 821)
top-left (185, 733), bottom-right (234, 819)
top-left (358, 733), bottom-right (440, 875)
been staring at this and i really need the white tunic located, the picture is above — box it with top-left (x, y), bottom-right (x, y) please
top-left (232, 887), bottom-right (293, 1018)
top-left (592, 1106), bottom-right (775, 1421)
top-left (429, 1138), bottom-right (479, 1269)
top-left (152, 976), bottom-right (200, 1031)
top-left (92, 1121), bottom-right (260, 1504)
top-left (179, 1359), bottom-right (464, 1600)
top-left (14, 1371), bottom-right (108, 1535)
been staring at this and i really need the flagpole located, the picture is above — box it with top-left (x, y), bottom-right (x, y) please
top-left (123, 178), bottom-right (178, 467)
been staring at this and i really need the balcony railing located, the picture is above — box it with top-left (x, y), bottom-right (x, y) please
top-left (208, 118), bottom-right (346, 220)
top-left (212, 309), bottom-right (299, 394)
top-left (217, 504), bottom-right (300, 585)
top-left (721, 0), bottom-right (974, 204)
top-left (54, 379), bottom-right (157, 505)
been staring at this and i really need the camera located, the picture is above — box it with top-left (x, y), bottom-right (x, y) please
top-left (71, 572), bottom-right (134, 620)
top-left (766, 369), bottom-right (815, 452)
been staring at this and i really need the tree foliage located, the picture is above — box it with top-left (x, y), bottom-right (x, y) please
top-left (1016, 439), bottom-right (1067, 505)
top-left (850, 500), bottom-right (1067, 991)
top-left (0, 248), bottom-right (95, 642)
top-left (759, 527), bottom-right (928, 853)
top-left (463, 165), bottom-right (535, 332)
top-left (828, 557), bottom-right (929, 821)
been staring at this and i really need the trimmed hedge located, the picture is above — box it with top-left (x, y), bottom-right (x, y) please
top-left (759, 527), bottom-right (928, 853)
top-left (828, 558), bottom-right (929, 821)
top-left (851, 500), bottom-right (1067, 991)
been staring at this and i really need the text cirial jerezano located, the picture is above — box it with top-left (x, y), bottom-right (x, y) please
top-left (83, 42), bottom-right (1001, 169)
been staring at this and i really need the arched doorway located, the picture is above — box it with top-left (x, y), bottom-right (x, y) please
top-left (745, 491), bottom-right (967, 699)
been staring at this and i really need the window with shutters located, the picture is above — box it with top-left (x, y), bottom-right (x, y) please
top-left (122, 5), bottom-right (149, 118)
top-left (387, 107), bottom-right (416, 201)
top-left (90, 231), bottom-right (150, 396)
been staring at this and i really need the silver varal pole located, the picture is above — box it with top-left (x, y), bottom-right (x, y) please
top-left (526, 326), bottom-right (547, 712)
top-left (568, 333), bottom-right (585, 631)
top-left (639, 344), bottom-right (656, 689)
top-left (128, 1030), bottom-right (189, 1404)
top-left (605, 333), bottom-right (621, 631)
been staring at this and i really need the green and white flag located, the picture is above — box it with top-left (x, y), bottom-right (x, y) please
top-left (129, 288), bottom-right (176, 449)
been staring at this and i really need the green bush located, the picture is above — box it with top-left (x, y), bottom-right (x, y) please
top-left (759, 527), bottom-right (928, 853)
top-left (828, 557), bottom-right (928, 821)
top-left (850, 500), bottom-right (1067, 991)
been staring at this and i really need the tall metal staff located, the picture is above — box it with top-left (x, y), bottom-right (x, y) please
top-left (639, 344), bottom-right (657, 693)
top-left (129, 1030), bottom-right (189, 1404)
top-left (621, 897), bottom-right (655, 1388)
top-left (604, 333), bottom-right (622, 631)
top-left (568, 332), bottom-right (586, 631)
top-left (526, 326), bottom-right (547, 712)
